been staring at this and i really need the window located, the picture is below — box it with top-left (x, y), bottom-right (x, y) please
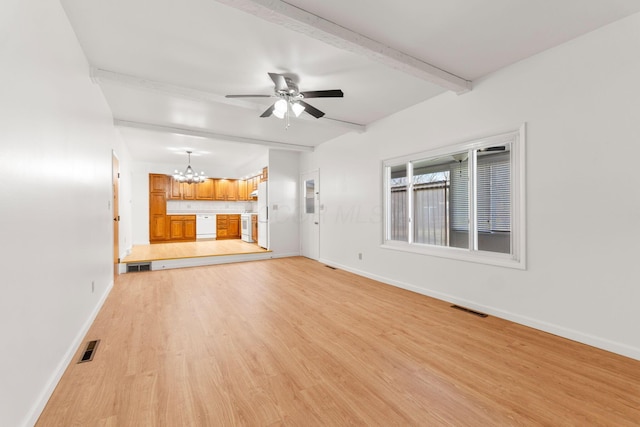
top-left (383, 126), bottom-right (525, 269)
top-left (304, 179), bottom-right (315, 214)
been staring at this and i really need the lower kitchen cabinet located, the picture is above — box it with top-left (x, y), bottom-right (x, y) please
top-left (252, 214), bottom-right (258, 242)
top-left (216, 214), bottom-right (240, 239)
top-left (168, 215), bottom-right (196, 241)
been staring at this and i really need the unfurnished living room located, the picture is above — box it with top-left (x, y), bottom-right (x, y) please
top-left (2, 1), bottom-right (640, 426)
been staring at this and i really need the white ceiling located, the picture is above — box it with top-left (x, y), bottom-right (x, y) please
top-left (60, 0), bottom-right (640, 177)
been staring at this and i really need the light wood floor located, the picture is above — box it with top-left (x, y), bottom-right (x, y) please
top-left (122, 239), bottom-right (268, 263)
top-left (37, 257), bottom-right (640, 426)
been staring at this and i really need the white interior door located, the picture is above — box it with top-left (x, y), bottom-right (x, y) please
top-left (301, 170), bottom-right (320, 260)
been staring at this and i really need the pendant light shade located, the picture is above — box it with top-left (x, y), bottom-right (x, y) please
top-left (291, 101), bottom-right (305, 117)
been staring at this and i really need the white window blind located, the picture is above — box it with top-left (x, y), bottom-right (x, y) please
top-left (477, 152), bottom-right (511, 233)
top-left (450, 160), bottom-right (469, 231)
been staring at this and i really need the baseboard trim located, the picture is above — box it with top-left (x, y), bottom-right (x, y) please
top-left (24, 279), bottom-right (114, 427)
top-left (319, 258), bottom-right (640, 362)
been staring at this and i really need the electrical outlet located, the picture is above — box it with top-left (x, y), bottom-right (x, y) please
top-left (358, 253), bottom-right (363, 260)
top-left (91, 280), bottom-right (95, 293)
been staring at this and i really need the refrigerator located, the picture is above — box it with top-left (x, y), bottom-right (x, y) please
top-left (257, 181), bottom-right (269, 249)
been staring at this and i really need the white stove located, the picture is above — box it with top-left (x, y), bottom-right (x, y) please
top-left (240, 213), bottom-right (256, 243)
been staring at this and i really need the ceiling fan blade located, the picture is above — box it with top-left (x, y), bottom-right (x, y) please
top-left (299, 101), bottom-right (325, 118)
top-left (268, 72), bottom-right (289, 92)
top-left (300, 89), bottom-right (344, 98)
top-left (260, 104), bottom-right (275, 118)
top-left (225, 94), bottom-right (273, 98)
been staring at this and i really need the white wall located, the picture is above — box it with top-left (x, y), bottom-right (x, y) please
top-left (0, 1), bottom-right (131, 426)
top-left (301, 13), bottom-right (640, 360)
top-left (268, 150), bottom-right (301, 256)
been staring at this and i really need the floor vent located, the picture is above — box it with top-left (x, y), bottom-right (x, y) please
top-left (78, 340), bottom-right (100, 363)
top-left (325, 265), bottom-right (337, 270)
top-left (451, 305), bottom-right (488, 318)
top-left (127, 262), bottom-right (151, 272)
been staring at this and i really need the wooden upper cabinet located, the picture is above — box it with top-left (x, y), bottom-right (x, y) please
top-left (169, 178), bottom-right (197, 200)
top-left (214, 179), bottom-right (227, 201)
top-left (195, 178), bottom-right (214, 200)
top-left (214, 179), bottom-right (238, 201)
top-left (150, 174), bottom-right (168, 193)
top-left (227, 180), bottom-right (238, 201)
top-left (237, 180), bottom-right (248, 201)
top-left (182, 183), bottom-right (195, 200)
top-left (169, 178), bottom-right (182, 200)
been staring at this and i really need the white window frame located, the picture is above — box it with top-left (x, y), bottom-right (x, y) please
top-left (382, 125), bottom-right (526, 270)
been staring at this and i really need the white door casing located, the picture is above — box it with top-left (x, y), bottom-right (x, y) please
top-left (301, 170), bottom-right (320, 260)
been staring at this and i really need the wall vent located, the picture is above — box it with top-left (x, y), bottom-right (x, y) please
top-left (451, 305), bottom-right (488, 318)
top-left (78, 339), bottom-right (100, 363)
top-left (127, 262), bottom-right (151, 272)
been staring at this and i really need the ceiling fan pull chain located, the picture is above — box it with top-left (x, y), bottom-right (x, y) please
top-left (285, 107), bottom-right (290, 130)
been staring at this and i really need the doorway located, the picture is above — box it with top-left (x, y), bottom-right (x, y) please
top-left (300, 170), bottom-right (320, 260)
top-left (112, 152), bottom-right (120, 276)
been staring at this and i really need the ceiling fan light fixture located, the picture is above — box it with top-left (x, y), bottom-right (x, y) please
top-left (291, 101), bottom-right (305, 117)
top-left (274, 99), bottom-right (288, 113)
top-left (273, 108), bottom-right (285, 119)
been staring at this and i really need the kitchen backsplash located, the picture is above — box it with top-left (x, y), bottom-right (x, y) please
top-left (167, 200), bottom-right (257, 214)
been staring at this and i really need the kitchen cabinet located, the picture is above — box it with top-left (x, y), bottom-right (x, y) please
top-left (149, 194), bottom-right (167, 241)
top-left (216, 214), bottom-right (240, 239)
top-left (214, 179), bottom-right (238, 201)
top-left (237, 179), bottom-right (248, 201)
top-left (261, 166), bottom-right (268, 182)
top-left (149, 174), bottom-right (168, 242)
top-left (245, 175), bottom-right (259, 200)
top-left (169, 215), bottom-right (196, 241)
top-left (195, 178), bottom-right (214, 200)
top-left (252, 214), bottom-right (258, 243)
top-left (169, 178), bottom-right (196, 200)
top-left (150, 174), bottom-right (169, 193)
top-left (149, 174), bottom-right (197, 242)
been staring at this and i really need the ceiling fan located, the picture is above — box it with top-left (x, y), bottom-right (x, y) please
top-left (225, 72), bottom-right (343, 120)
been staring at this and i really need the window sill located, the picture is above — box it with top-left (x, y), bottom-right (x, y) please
top-left (381, 240), bottom-right (526, 270)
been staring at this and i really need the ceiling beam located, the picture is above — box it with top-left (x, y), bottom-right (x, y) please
top-left (92, 68), bottom-right (366, 133)
top-left (213, 0), bottom-right (471, 94)
top-left (92, 67), bottom-right (259, 110)
top-left (114, 119), bottom-right (315, 152)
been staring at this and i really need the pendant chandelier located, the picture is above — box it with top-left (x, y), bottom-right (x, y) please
top-left (173, 151), bottom-right (206, 184)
